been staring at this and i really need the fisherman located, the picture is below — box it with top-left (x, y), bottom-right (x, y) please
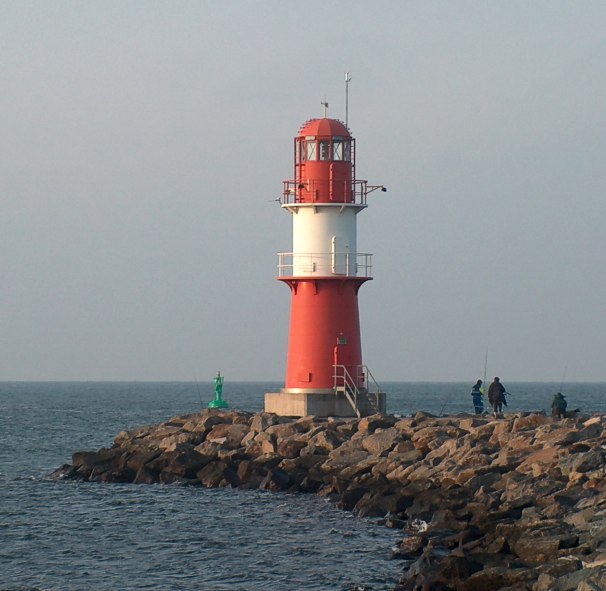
top-left (551, 392), bottom-right (567, 419)
top-left (487, 377), bottom-right (507, 416)
top-left (470, 379), bottom-right (484, 414)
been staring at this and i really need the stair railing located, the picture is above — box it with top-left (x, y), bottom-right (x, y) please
top-left (333, 364), bottom-right (361, 418)
top-left (361, 365), bottom-right (383, 412)
top-left (333, 364), bottom-right (384, 415)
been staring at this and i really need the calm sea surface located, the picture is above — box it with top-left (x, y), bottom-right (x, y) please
top-left (1, 381), bottom-right (604, 590)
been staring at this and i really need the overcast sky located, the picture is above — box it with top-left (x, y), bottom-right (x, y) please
top-left (1, 1), bottom-right (605, 383)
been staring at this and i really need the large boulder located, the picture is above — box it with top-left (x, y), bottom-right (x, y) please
top-left (158, 431), bottom-right (202, 451)
top-left (361, 427), bottom-right (400, 456)
top-left (321, 448), bottom-right (370, 474)
top-left (357, 414), bottom-right (397, 434)
top-left (206, 423), bottom-right (250, 449)
top-left (511, 412), bottom-right (549, 432)
top-left (276, 437), bottom-right (308, 459)
top-left (259, 468), bottom-right (291, 491)
top-left (196, 461), bottom-right (230, 487)
top-left (560, 449), bottom-right (604, 475)
top-left (307, 428), bottom-right (344, 453)
top-left (250, 412), bottom-right (281, 433)
top-left (516, 446), bottom-right (561, 476)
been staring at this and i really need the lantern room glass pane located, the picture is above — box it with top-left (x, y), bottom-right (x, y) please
top-left (343, 141), bottom-right (351, 162)
top-left (298, 140), bottom-right (305, 162)
top-left (306, 139), bottom-right (316, 161)
top-left (319, 141), bottom-right (330, 161)
top-left (333, 140), bottom-right (343, 160)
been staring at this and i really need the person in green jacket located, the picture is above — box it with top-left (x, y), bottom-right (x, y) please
top-left (551, 392), bottom-right (567, 419)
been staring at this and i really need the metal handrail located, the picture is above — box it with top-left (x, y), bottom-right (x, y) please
top-left (333, 364), bottom-right (360, 418)
top-left (363, 365), bottom-right (384, 408)
top-left (277, 252), bottom-right (372, 278)
top-left (282, 179), bottom-right (369, 205)
top-left (333, 364), bottom-right (383, 416)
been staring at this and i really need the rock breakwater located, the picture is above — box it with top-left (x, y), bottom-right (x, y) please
top-left (52, 409), bottom-right (606, 590)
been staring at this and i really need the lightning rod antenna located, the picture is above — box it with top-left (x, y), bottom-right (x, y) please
top-left (321, 98), bottom-right (328, 118)
top-left (345, 71), bottom-right (351, 129)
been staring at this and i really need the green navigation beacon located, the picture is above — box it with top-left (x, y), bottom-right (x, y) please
top-left (208, 371), bottom-right (229, 409)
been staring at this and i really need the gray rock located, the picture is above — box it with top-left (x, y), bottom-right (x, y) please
top-left (362, 427), bottom-right (400, 456)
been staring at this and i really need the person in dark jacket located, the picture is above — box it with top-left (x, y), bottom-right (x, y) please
top-left (487, 377), bottom-right (507, 416)
top-left (470, 379), bottom-right (484, 414)
top-left (551, 392), bottom-right (567, 419)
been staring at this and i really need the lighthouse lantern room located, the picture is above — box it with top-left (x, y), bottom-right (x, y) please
top-left (264, 115), bottom-right (386, 418)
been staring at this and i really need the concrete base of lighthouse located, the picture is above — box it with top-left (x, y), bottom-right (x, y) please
top-left (264, 389), bottom-right (386, 418)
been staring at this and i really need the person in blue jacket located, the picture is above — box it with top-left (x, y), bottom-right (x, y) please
top-left (470, 379), bottom-right (484, 414)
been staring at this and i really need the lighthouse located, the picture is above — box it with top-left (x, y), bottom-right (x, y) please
top-left (265, 114), bottom-right (387, 418)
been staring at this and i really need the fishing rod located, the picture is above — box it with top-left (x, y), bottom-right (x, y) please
top-left (482, 351), bottom-right (515, 397)
top-left (559, 366), bottom-right (567, 394)
top-left (438, 349), bottom-right (487, 416)
top-left (175, 344), bottom-right (207, 410)
top-left (189, 370), bottom-right (205, 409)
top-left (482, 348), bottom-right (488, 396)
top-left (438, 387), bottom-right (454, 416)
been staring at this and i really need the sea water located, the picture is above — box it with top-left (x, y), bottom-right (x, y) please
top-left (0, 381), bottom-right (603, 590)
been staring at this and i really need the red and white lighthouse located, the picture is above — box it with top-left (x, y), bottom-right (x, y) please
top-left (265, 115), bottom-right (386, 417)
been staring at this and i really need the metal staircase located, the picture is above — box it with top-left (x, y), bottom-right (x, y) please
top-left (333, 364), bottom-right (384, 417)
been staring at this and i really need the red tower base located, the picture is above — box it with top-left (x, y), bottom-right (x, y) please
top-left (265, 277), bottom-right (387, 417)
top-left (283, 277), bottom-right (366, 390)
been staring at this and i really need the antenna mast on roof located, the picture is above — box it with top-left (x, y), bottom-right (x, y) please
top-left (345, 71), bottom-right (351, 128)
top-left (321, 99), bottom-right (328, 118)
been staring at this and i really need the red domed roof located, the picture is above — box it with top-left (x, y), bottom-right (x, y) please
top-left (297, 118), bottom-right (351, 138)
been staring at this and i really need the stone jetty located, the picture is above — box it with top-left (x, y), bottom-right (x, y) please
top-left (52, 409), bottom-right (606, 590)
